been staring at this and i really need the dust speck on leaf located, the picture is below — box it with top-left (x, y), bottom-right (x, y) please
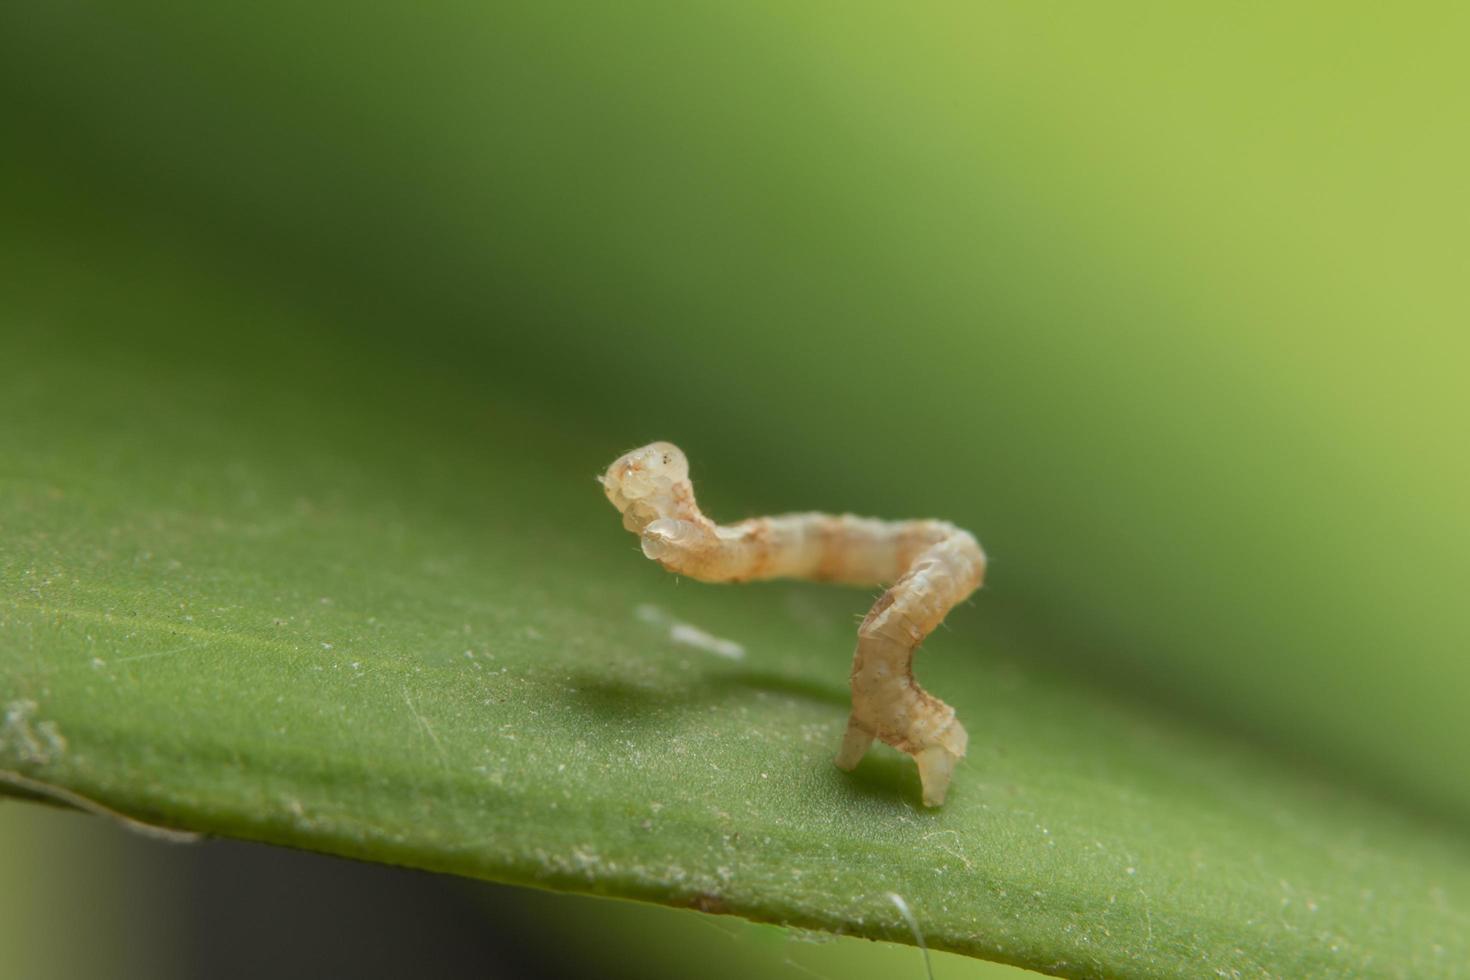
top-left (1, 700), bottom-right (67, 765)
top-left (635, 604), bottom-right (745, 660)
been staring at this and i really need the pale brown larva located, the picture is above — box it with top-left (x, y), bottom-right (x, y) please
top-left (599, 442), bottom-right (986, 806)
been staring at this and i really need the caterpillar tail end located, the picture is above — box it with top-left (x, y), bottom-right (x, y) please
top-left (916, 716), bottom-right (968, 807)
top-left (915, 744), bottom-right (961, 807)
top-left (834, 715), bottom-right (966, 807)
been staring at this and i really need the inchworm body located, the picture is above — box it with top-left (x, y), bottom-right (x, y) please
top-left (599, 442), bottom-right (986, 806)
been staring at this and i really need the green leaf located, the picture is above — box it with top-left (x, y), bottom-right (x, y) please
top-left (4, 256), bottom-right (1469, 978)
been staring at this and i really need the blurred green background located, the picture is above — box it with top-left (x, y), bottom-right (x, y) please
top-left (2, 1), bottom-right (1466, 976)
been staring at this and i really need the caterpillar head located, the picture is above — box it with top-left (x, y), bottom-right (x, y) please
top-left (599, 442), bottom-right (690, 530)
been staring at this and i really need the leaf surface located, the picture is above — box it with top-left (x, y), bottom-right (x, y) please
top-left (3, 309), bottom-right (1467, 980)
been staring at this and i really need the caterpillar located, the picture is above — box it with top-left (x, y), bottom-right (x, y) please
top-left (599, 442), bottom-right (986, 806)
